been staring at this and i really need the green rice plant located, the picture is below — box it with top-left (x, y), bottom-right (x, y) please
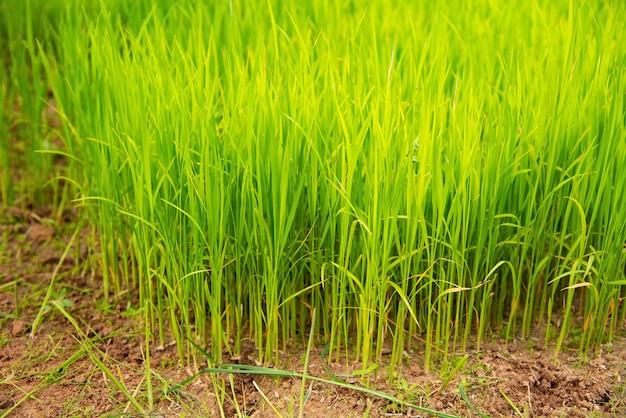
top-left (0, 1), bottom-right (52, 207)
top-left (6, 0), bottom-right (626, 379)
top-left (0, 65), bottom-right (10, 207)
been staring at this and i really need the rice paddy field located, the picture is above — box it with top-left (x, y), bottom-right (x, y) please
top-left (1, 0), bottom-right (625, 416)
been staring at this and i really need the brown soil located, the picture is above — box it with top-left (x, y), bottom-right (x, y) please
top-left (1, 205), bottom-right (626, 417)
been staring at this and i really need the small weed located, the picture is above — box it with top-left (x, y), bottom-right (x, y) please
top-left (0, 331), bottom-right (9, 347)
top-left (467, 359), bottom-right (492, 378)
top-left (51, 288), bottom-right (72, 309)
top-left (121, 302), bottom-right (144, 317)
top-left (395, 377), bottom-right (430, 403)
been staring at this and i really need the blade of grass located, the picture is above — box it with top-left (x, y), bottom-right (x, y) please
top-left (30, 219), bottom-right (82, 337)
top-left (298, 308), bottom-right (316, 417)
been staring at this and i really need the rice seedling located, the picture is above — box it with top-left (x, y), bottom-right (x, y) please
top-left (2, 0), bottom-right (625, 383)
top-left (0, 64), bottom-right (10, 206)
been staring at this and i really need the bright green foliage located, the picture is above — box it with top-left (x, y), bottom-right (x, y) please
top-left (1, 0), bottom-right (625, 370)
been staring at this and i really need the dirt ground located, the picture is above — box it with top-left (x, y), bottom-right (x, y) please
top-left (1, 204), bottom-right (626, 417)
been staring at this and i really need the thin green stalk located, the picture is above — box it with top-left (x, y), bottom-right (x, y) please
top-left (298, 308), bottom-right (316, 418)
